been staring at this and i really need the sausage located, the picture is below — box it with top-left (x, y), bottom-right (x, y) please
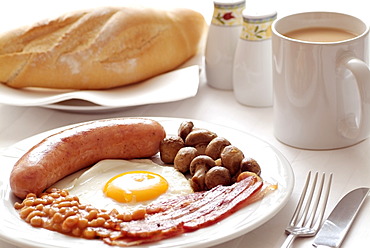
top-left (10, 118), bottom-right (166, 199)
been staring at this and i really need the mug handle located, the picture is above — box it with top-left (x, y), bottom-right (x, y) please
top-left (339, 56), bottom-right (370, 139)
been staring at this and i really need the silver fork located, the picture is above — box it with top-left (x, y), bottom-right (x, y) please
top-left (280, 171), bottom-right (333, 248)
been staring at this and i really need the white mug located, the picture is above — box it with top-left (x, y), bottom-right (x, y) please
top-left (272, 12), bottom-right (370, 149)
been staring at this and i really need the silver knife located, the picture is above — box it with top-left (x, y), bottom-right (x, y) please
top-left (313, 187), bottom-right (370, 248)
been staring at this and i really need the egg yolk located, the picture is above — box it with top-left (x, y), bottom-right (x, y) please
top-left (103, 171), bottom-right (169, 203)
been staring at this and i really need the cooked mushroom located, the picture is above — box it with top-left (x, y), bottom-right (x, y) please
top-left (189, 155), bottom-right (215, 176)
top-left (159, 136), bottom-right (185, 164)
top-left (205, 137), bottom-right (231, 160)
top-left (220, 145), bottom-right (244, 176)
top-left (173, 147), bottom-right (199, 173)
top-left (205, 166), bottom-right (231, 189)
top-left (240, 157), bottom-right (261, 176)
top-left (189, 155), bottom-right (215, 191)
top-left (194, 143), bottom-right (208, 155)
top-left (178, 121), bottom-right (194, 141)
top-left (185, 129), bottom-right (217, 146)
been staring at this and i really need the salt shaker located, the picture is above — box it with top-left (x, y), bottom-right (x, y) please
top-left (205, 0), bottom-right (245, 90)
top-left (233, 9), bottom-right (277, 106)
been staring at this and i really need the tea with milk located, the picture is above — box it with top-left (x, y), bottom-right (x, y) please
top-left (284, 27), bottom-right (357, 42)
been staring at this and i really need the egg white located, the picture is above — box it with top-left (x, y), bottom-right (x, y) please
top-left (51, 159), bottom-right (193, 212)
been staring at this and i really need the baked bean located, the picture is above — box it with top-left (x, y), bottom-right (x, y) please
top-left (52, 222), bottom-right (63, 232)
top-left (78, 218), bottom-right (89, 229)
top-left (26, 210), bottom-right (45, 223)
top-left (82, 228), bottom-right (96, 239)
top-left (63, 215), bottom-right (79, 228)
top-left (60, 190), bottom-right (68, 197)
top-left (23, 199), bottom-right (35, 206)
top-left (132, 209), bottom-right (146, 220)
top-left (71, 206), bottom-right (79, 212)
top-left (58, 201), bottom-right (72, 208)
top-left (50, 192), bottom-right (60, 198)
top-left (19, 206), bottom-right (35, 219)
top-left (115, 213), bottom-right (124, 221)
top-left (64, 195), bottom-right (74, 201)
top-left (48, 207), bottom-right (57, 217)
top-left (43, 206), bottom-right (51, 215)
top-left (103, 221), bottom-right (114, 229)
top-left (43, 220), bottom-right (53, 230)
top-left (26, 193), bottom-right (37, 198)
top-left (64, 210), bottom-right (76, 218)
top-left (34, 198), bottom-right (47, 205)
top-left (35, 204), bottom-right (44, 211)
top-left (58, 207), bottom-right (67, 214)
top-left (122, 213), bottom-right (133, 222)
top-left (110, 209), bottom-right (119, 216)
top-left (98, 212), bottom-right (110, 220)
top-left (71, 227), bottom-right (82, 237)
top-left (85, 206), bottom-right (95, 212)
top-left (14, 202), bottom-right (24, 209)
top-left (52, 212), bottom-right (64, 223)
top-left (30, 216), bottom-right (44, 227)
top-left (40, 196), bottom-right (54, 205)
top-left (89, 217), bottom-right (105, 227)
top-left (78, 205), bottom-right (86, 210)
top-left (61, 224), bottom-right (72, 233)
top-left (85, 209), bottom-right (98, 221)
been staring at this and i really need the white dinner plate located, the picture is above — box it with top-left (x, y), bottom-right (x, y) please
top-left (0, 117), bottom-right (294, 248)
top-left (0, 64), bottom-right (200, 113)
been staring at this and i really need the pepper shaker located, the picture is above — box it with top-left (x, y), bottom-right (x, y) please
top-left (233, 9), bottom-right (277, 106)
top-left (205, 0), bottom-right (245, 90)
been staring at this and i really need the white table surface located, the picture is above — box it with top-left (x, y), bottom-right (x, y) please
top-left (1, 0), bottom-right (370, 247)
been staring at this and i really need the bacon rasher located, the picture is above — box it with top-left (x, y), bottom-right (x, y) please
top-left (105, 175), bottom-right (266, 246)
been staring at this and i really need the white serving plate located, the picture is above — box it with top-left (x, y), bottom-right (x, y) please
top-left (0, 117), bottom-right (294, 248)
top-left (0, 65), bottom-right (200, 113)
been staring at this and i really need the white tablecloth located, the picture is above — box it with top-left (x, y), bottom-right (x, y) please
top-left (1, 0), bottom-right (370, 247)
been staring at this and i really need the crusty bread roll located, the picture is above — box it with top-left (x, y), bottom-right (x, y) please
top-left (0, 7), bottom-right (206, 89)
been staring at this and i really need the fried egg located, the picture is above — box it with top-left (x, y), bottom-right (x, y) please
top-left (51, 159), bottom-right (193, 212)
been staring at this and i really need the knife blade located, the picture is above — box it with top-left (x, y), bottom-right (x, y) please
top-left (313, 187), bottom-right (370, 248)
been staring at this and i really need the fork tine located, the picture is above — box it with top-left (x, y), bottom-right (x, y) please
top-left (303, 172), bottom-right (323, 227)
top-left (296, 172), bottom-right (318, 227)
top-left (289, 171), bottom-right (312, 226)
top-left (312, 173), bottom-right (332, 230)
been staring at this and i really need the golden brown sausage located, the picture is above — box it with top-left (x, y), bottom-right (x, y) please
top-left (10, 118), bottom-right (166, 199)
